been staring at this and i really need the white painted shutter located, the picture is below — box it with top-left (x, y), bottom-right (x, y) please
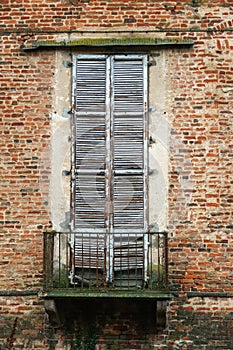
top-left (111, 56), bottom-right (147, 286)
top-left (74, 57), bottom-right (107, 229)
top-left (72, 56), bottom-right (107, 284)
top-left (72, 55), bottom-right (148, 287)
top-left (112, 56), bottom-right (146, 230)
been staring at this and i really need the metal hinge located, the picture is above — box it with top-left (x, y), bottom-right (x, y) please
top-left (63, 60), bottom-right (73, 68)
top-left (62, 107), bottom-right (74, 118)
top-left (148, 60), bottom-right (156, 67)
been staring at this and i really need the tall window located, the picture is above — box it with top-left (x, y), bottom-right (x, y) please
top-left (71, 54), bottom-right (148, 288)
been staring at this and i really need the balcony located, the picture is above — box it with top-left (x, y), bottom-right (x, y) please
top-left (43, 231), bottom-right (170, 299)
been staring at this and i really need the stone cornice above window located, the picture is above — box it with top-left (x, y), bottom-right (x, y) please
top-left (21, 37), bottom-right (194, 50)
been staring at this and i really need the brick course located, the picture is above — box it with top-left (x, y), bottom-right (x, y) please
top-left (0, 0), bottom-right (232, 349)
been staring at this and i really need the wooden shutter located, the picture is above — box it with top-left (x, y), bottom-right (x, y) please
top-left (74, 56), bottom-right (107, 229)
top-left (111, 56), bottom-right (148, 286)
top-left (72, 56), bottom-right (107, 285)
top-left (112, 56), bottom-right (146, 230)
top-left (72, 54), bottom-right (148, 287)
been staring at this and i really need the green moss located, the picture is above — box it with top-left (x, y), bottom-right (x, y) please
top-left (53, 263), bottom-right (69, 288)
top-left (22, 37), bottom-right (194, 50)
top-left (66, 328), bottom-right (97, 350)
top-left (148, 265), bottom-right (165, 289)
top-left (84, 328), bottom-right (97, 350)
top-left (74, 330), bottom-right (82, 350)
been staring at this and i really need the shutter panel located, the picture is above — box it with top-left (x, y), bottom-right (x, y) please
top-left (111, 56), bottom-right (148, 287)
top-left (73, 56), bottom-right (107, 285)
top-left (112, 57), bottom-right (146, 230)
top-left (74, 56), bottom-right (107, 229)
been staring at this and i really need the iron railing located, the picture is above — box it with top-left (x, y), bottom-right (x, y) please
top-left (43, 231), bottom-right (168, 291)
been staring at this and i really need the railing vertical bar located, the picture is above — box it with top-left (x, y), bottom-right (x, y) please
top-left (135, 235), bottom-right (138, 286)
top-left (58, 233), bottom-right (61, 287)
top-left (43, 232), bottom-right (54, 289)
top-left (135, 233), bottom-right (137, 287)
top-left (104, 236), bottom-right (107, 287)
top-left (66, 233), bottom-right (68, 288)
top-left (81, 233), bottom-right (83, 289)
top-left (165, 232), bottom-right (168, 288)
top-left (150, 234), bottom-right (152, 289)
top-left (74, 233), bottom-right (77, 288)
top-left (158, 234), bottom-right (160, 288)
top-left (88, 233), bottom-right (91, 289)
top-left (43, 233), bottom-right (47, 289)
top-left (96, 232), bottom-right (99, 287)
top-left (52, 235), bottom-right (54, 288)
top-left (127, 232), bottom-right (130, 289)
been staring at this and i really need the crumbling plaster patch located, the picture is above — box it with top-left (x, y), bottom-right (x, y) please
top-left (148, 51), bottom-right (169, 231)
top-left (50, 50), bottom-right (72, 231)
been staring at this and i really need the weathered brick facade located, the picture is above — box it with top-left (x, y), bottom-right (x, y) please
top-left (0, 0), bottom-right (232, 349)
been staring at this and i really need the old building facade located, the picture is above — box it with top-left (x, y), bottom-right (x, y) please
top-left (0, 0), bottom-right (232, 349)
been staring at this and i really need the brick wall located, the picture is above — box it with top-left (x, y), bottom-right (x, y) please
top-left (167, 42), bottom-right (233, 294)
top-left (0, 0), bottom-right (232, 349)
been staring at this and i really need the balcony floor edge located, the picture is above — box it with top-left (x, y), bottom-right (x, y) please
top-left (43, 289), bottom-right (173, 299)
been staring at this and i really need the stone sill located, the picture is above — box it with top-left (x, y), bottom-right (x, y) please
top-left (21, 37), bottom-right (194, 50)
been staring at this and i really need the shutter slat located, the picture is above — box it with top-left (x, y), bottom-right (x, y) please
top-left (113, 174), bottom-right (144, 229)
top-left (113, 60), bottom-right (144, 113)
top-left (75, 116), bottom-right (106, 170)
top-left (113, 233), bottom-right (144, 287)
top-left (74, 233), bottom-right (105, 268)
top-left (76, 59), bottom-right (106, 113)
top-left (113, 116), bottom-right (144, 170)
top-left (75, 173), bottom-right (105, 228)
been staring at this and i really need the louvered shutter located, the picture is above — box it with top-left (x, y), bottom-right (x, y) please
top-left (112, 56), bottom-right (146, 229)
top-left (111, 56), bottom-right (147, 287)
top-left (74, 56), bottom-right (106, 228)
top-left (72, 54), bottom-right (148, 287)
top-left (72, 56), bottom-right (107, 285)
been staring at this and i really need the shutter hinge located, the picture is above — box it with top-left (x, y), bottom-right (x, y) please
top-left (149, 106), bottom-right (156, 112)
top-left (62, 170), bottom-right (71, 176)
top-left (63, 60), bottom-right (73, 68)
top-left (148, 60), bottom-right (156, 67)
top-left (62, 107), bottom-right (74, 118)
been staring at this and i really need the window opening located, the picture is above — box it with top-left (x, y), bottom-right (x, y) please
top-left (70, 54), bottom-right (148, 289)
